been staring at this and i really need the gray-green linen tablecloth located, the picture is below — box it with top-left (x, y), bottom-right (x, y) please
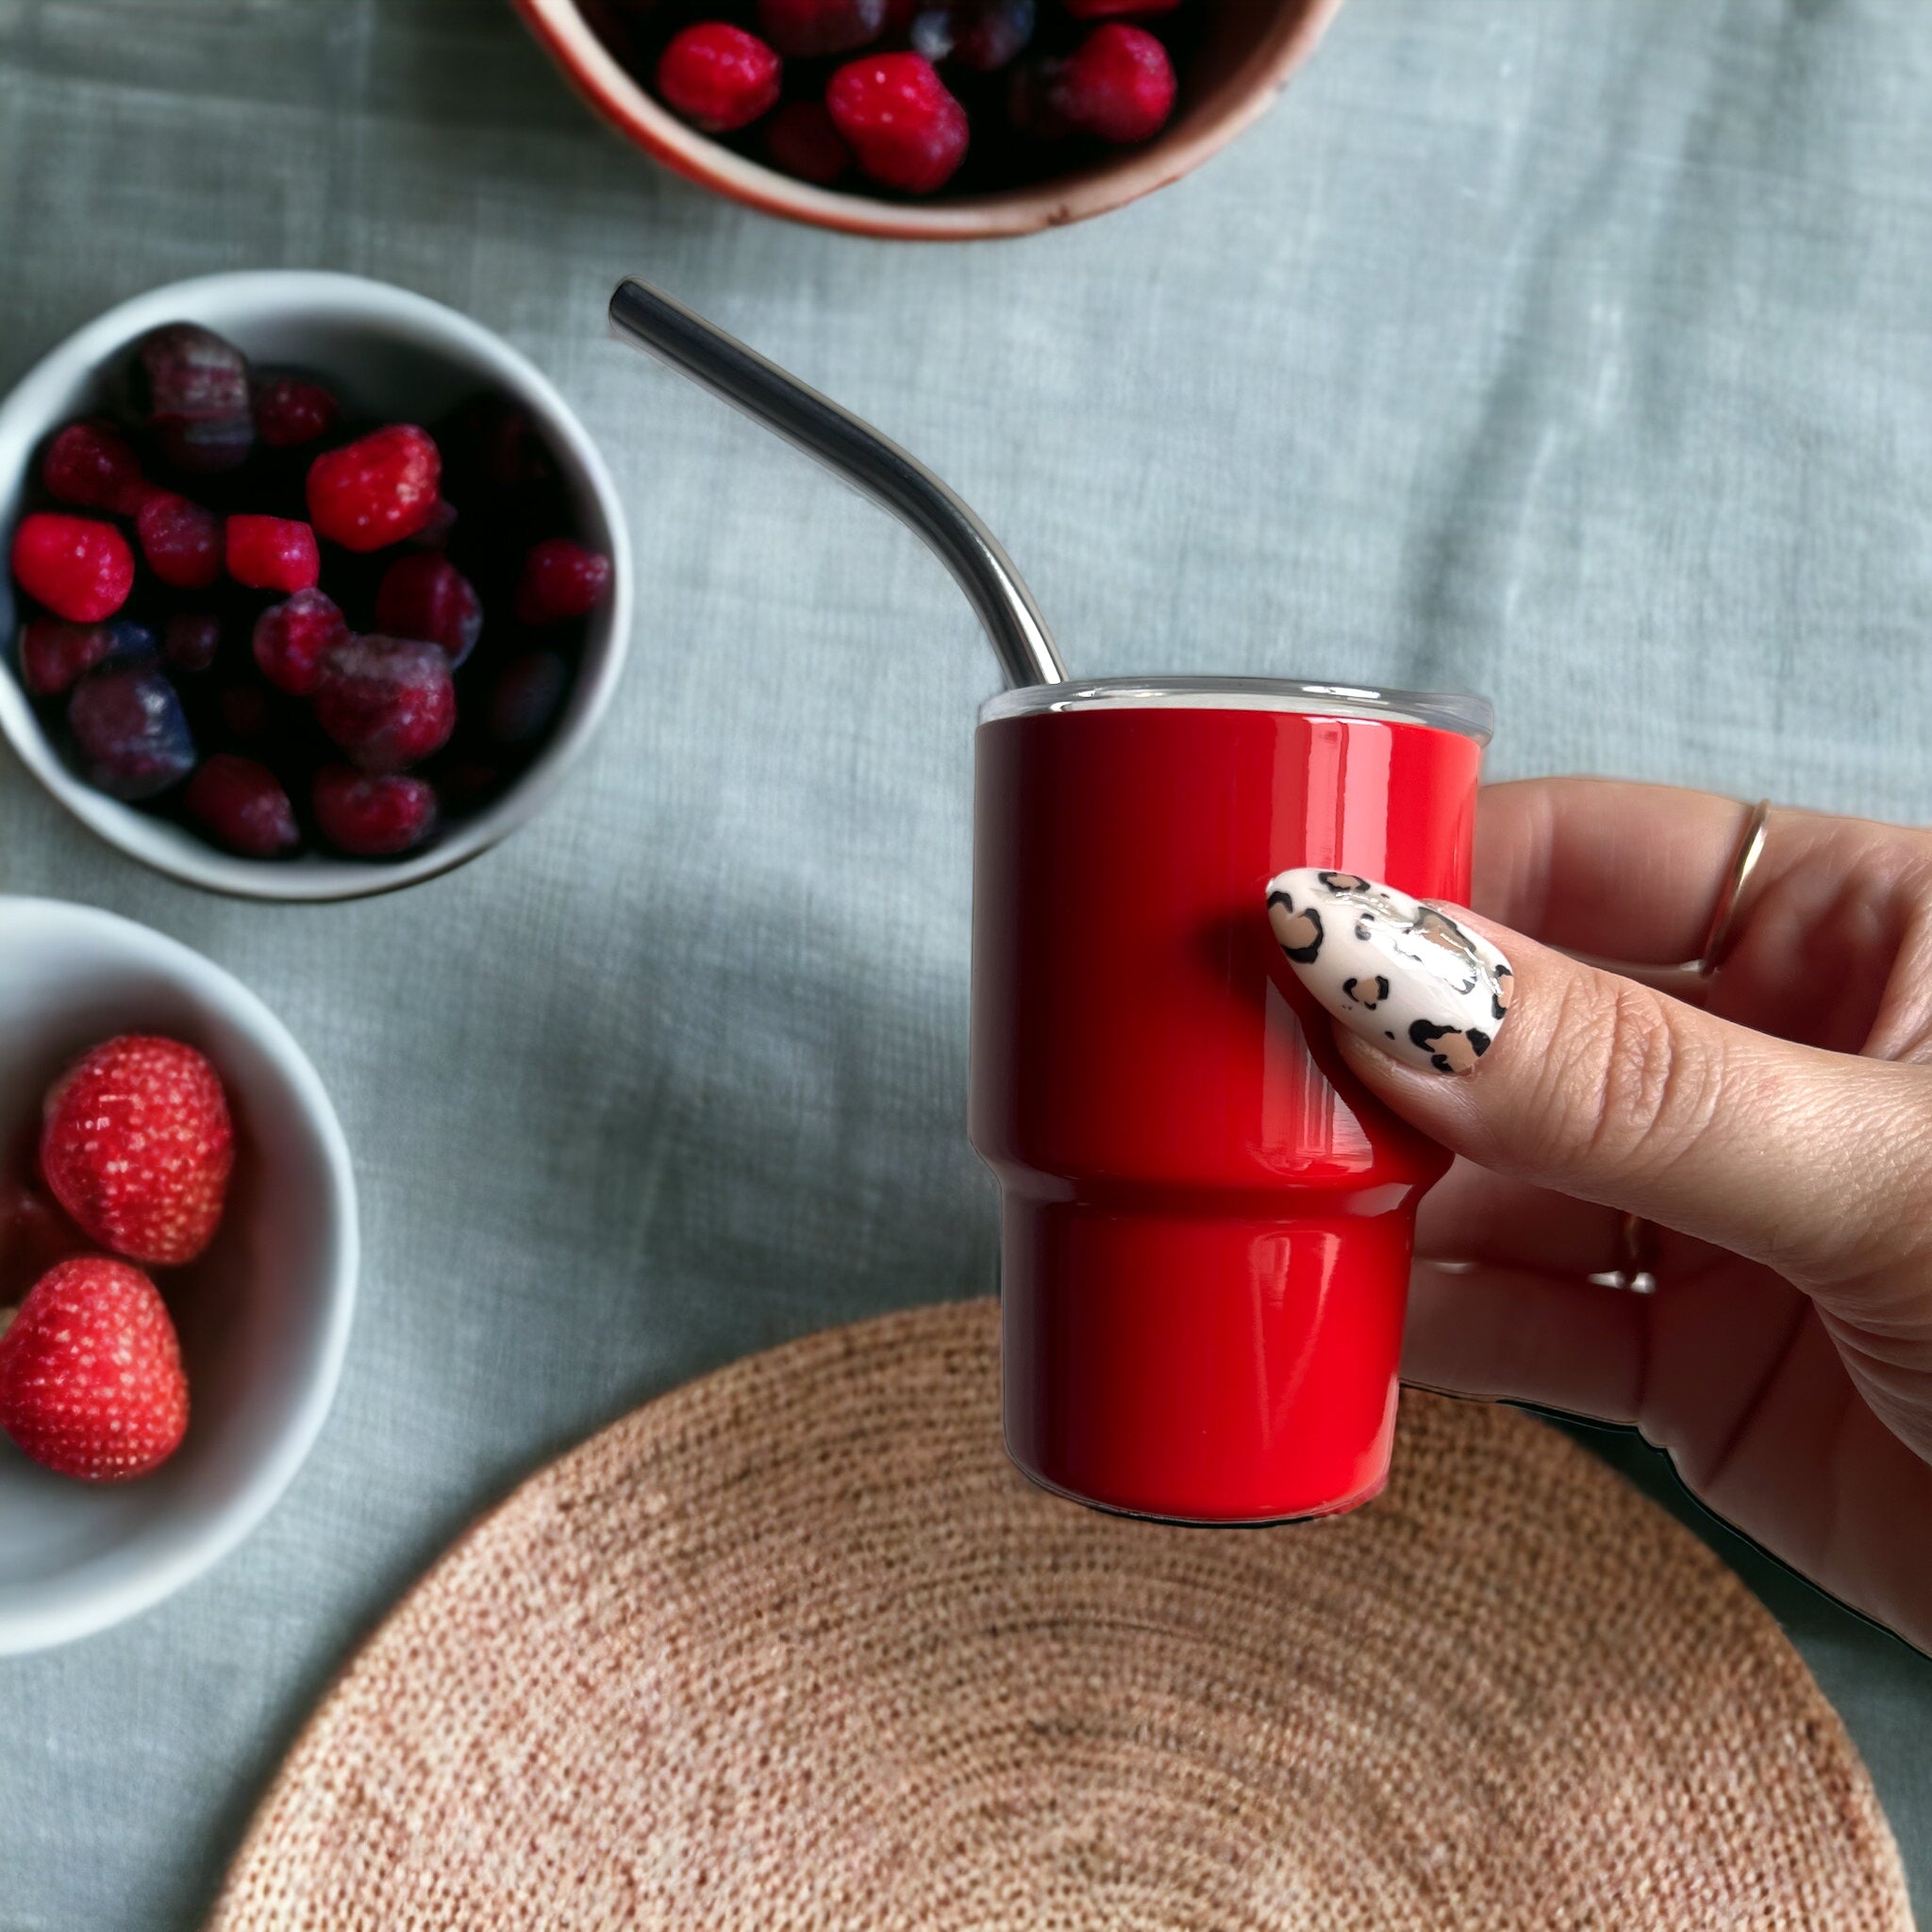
top-left (4, 2), bottom-right (1932, 1925)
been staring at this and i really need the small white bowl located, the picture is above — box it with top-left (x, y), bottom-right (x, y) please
top-left (0, 271), bottom-right (633, 902)
top-left (0, 897), bottom-right (358, 1653)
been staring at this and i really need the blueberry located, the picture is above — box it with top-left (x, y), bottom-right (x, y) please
top-left (103, 620), bottom-right (158, 663)
top-left (912, 0), bottom-right (1033, 70)
top-left (67, 664), bottom-right (196, 800)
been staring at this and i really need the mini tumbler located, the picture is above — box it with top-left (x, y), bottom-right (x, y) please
top-left (971, 676), bottom-right (1491, 1524)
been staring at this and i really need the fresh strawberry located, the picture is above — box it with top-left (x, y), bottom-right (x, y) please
top-left (40, 1036), bottom-right (234, 1266)
top-left (0, 1257), bottom-right (188, 1481)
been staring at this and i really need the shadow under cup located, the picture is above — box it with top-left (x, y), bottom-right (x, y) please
top-left (970, 678), bottom-right (1492, 1524)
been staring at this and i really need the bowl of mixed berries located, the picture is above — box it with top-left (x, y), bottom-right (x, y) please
top-left (516, 0), bottom-right (1342, 237)
top-left (0, 272), bottom-right (632, 901)
top-left (0, 897), bottom-right (357, 1653)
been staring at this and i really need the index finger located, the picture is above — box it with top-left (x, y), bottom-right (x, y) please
top-left (1474, 778), bottom-right (1766, 963)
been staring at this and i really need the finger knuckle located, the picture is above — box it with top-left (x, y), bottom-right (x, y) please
top-left (1568, 977), bottom-right (1724, 1175)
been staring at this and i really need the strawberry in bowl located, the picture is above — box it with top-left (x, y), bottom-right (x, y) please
top-left (0, 897), bottom-right (358, 1652)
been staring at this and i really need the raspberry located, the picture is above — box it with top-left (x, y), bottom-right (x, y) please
top-left (312, 765), bottom-right (439, 858)
top-left (11, 512), bottom-right (135, 623)
top-left (42, 422), bottom-right (150, 515)
top-left (306, 425), bottom-right (442, 552)
top-left (511, 538), bottom-right (614, 625)
top-left (313, 634), bottom-right (457, 772)
top-left (1050, 23), bottom-right (1174, 142)
top-left (657, 24), bottom-right (783, 133)
top-left (375, 552), bottom-right (482, 664)
top-left (909, 0), bottom-right (1034, 71)
top-left (225, 513), bottom-right (320, 592)
top-left (18, 618), bottom-right (116, 697)
top-left (0, 1257), bottom-right (189, 1482)
top-left (765, 101), bottom-right (852, 184)
top-left (827, 54), bottom-right (969, 192)
top-left (163, 612), bottom-right (221, 675)
top-left (135, 492), bottom-right (223, 591)
top-left (135, 322), bottom-right (254, 475)
top-left (67, 664), bottom-right (196, 799)
top-left (251, 588), bottom-right (347, 696)
top-left (253, 375), bottom-right (340, 450)
top-left (757, 0), bottom-right (887, 58)
top-left (184, 754), bottom-right (300, 858)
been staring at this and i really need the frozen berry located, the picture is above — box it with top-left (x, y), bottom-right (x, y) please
top-left (184, 754), bottom-right (300, 858)
top-left (657, 23), bottom-right (783, 133)
top-left (41, 1035), bottom-right (233, 1268)
top-left (0, 1257), bottom-right (189, 1481)
top-left (313, 765), bottom-right (439, 857)
top-left (251, 588), bottom-right (346, 697)
top-left (306, 425), bottom-right (442, 552)
top-left (1050, 23), bottom-right (1174, 142)
top-left (67, 663), bottom-right (195, 799)
top-left (375, 552), bottom-right (482, 664)
top-left (765, 101), bottom-right (851, 184)
top-left (103, 620), bottom-right (158, 662)
top-left (440, 397), bottom-right (553, 492)
top-left (407, 497), bottom-right (458, 549)
top-left (225, 514), bottom-right (320, 592)
top-left (252, 375), bottom-right (340, 450)
top-left (11, 512), bottom-right (135, 623)
top-left (313, 634), bottom-right (457, 772)
top-left (42, 422), bottom-right (149, 515)
top-left (757, 0), bottom-right (886, 58)
top-left (163, 612), bottom-right (221, 675)
top-left (134, 323), bottom-right (253, 475)
top-left (827, 54), bottom-right (969, 192)
top-left (910, 0), bottom-right (1033, 71)
top-left (19, 619), bottom-right (115, 697)
top-left (135, 492), bottom-right (223, 591)
top-left (512, 538), bottom-right (614, 625)
top-left (486, 651), bottom-right (570, 744)
top-left (218, 682), bottom-right (273, 743)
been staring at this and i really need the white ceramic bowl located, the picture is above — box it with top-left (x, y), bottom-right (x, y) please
top-left (0, 897), bottom-right (358, 1653)
top-left (0, 271), bottom-right (633, 901)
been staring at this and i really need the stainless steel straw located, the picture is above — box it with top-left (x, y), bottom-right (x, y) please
top-left (608, 278), bottom-right (1067, 691)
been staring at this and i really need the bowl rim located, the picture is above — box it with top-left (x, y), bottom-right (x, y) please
top-left (0, 894), bottom-right (359, 1655)
top-left (511, 0), bottom-right (1346, 240)
top-left (0, 269), bottom-right (635, 904)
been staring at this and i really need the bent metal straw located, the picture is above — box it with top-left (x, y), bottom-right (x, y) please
top-left (609, 277), bottom-right (1067, 691)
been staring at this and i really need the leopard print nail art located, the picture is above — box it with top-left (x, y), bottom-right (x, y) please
top-left (1265, 869), bottom-right (1514, 1075)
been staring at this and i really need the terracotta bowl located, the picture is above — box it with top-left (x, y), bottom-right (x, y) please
top-left (513, 0), bottom-right (1344, 240)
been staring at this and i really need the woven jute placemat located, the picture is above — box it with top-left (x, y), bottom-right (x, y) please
top-left (211, 1298), bottom-right (1909, 1930)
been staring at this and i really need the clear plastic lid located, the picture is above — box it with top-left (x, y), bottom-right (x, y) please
top-left (980, 675), bottom-right (1493, 745)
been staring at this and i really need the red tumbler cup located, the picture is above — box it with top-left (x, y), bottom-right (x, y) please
top-left (970, 677), bottom-right (1491, 1524)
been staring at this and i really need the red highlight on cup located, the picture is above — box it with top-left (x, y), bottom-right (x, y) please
top-left (971, 677), bottom-right (1491, 1524)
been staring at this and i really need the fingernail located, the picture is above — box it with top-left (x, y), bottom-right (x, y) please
top-left (1264, 868), bottom-right (1514, 1074)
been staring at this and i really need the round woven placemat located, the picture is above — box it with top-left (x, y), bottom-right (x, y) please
top-left (212, 1298), bottom-right (1908, 1931)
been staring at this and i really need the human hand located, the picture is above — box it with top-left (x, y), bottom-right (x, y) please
top-left (1268, 779), bottom-right (1932, 1651)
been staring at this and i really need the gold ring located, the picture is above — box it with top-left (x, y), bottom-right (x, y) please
top-left (1696, 797), bottom-right (1772, 976)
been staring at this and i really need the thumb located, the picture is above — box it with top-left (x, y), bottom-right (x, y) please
top-left (1265, 867), bottom-right (1925, 1285)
